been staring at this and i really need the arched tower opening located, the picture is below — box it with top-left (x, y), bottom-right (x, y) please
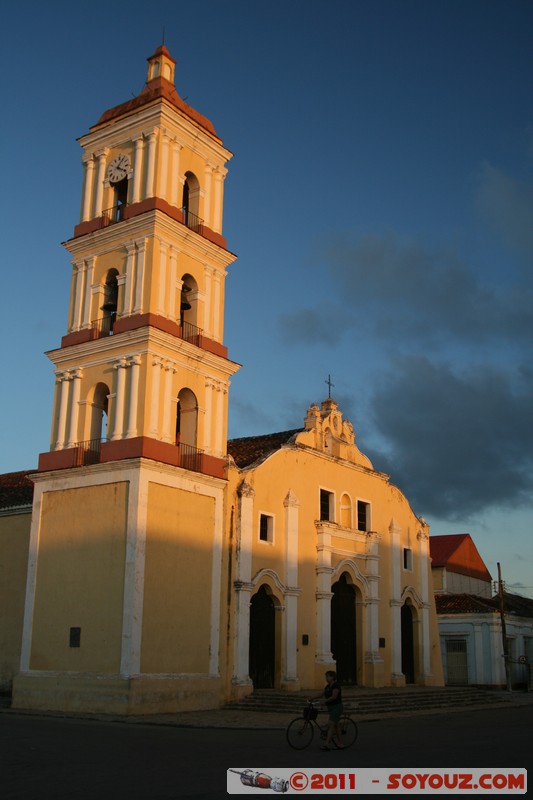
top-left (100, 269), bottom-right (119, 333)
top-left (182, 171), bottom-right (201, 229)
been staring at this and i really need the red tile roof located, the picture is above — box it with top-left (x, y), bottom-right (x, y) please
top-left (435, 593), bottom-right (498, 614)
top-left (435, 591), bottom-right (533, 618)
top-left (0, 471), bottom-right (34, 510)
top-left (94, 73), bottom-right (217, 138)
top-left (228, 429), bottom-right (302, 468)
top-left (430, 533), bottom-right (492, 582)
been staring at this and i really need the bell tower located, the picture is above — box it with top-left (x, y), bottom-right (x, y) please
top-left (14, 47), bottom-right (239, 714)
top-left (40, 44), bottom-right (238, 473)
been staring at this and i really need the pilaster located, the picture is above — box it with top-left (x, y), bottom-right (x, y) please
top-left (389, 519), bottom-right (404, 684)
top-left (315, 522), bottom-right (334, 665)
top-left (417, 529), bottom-right (432, 680)
top-left (93, 149), bottom-right (109, 217)
top-left (120, 469), bottom-right (148, 675)
top-left (282, 489), bottom-right (301, 690)
top-left (81, 155), bottom-right (95, 222)
top-left (132, 136), bottom-right (144, 204)
top-left (145, 129), bottom-right (158, 198)
top-left (232, 481), bottom-right (255, 689)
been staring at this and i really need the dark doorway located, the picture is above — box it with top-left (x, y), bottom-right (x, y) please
top-left (249, 585), bottom-right (275, 689)
top-left (401, 603), bottom-right (415, 684)
top-left (331, 573), bottom-right (357, 684)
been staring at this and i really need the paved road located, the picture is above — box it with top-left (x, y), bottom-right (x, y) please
top-left (1, 705), bottom-right (531, 799)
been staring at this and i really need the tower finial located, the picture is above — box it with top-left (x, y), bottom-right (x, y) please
top-left (325, 374), bottom-right (335, 399)
top-left (146, 43), bottom-right (176, 84)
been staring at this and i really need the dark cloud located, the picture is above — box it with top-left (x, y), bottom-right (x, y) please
top-left (276, 161), bottom-right (533, 525)
top-left (366, 356), bottom-right (533, 519)
top-left (228, 397), bottom-right (278, 436)
top-left (279, 230), bottom-right (533, 348)
top-left (278, 305), bottom-right (352, 346)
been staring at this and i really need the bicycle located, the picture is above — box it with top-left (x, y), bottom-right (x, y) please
top-left (286, 701), bottom-right (358, 750)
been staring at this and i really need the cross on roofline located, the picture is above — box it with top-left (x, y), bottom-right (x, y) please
top-left (325, 374), bottom-right (334, 398)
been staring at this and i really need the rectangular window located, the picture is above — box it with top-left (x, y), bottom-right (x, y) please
top-left (357, 501), bottom-right (370, 531)
top-left (69, 627), bottom-right (81, 648)
top-left (403, 547), bottom-right (413, 570)
top-left (320, 490), bottom-right (334, 521)
top-left (259, 513), bottom-right (273, 543)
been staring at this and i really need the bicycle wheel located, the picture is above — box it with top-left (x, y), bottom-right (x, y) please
top-left (333, 716), bottom-right (358, 749)
top-left (286, 717), bottom-right (315, 749)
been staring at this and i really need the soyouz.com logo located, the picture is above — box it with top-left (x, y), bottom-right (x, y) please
top-left (227, 767), bottom-right (527, 794)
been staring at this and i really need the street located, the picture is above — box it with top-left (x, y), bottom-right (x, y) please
top-left (1, 705), bottom-right (531, 799)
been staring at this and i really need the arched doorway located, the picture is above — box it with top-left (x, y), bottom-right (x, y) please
top-left (331, 572), bottom-right (357, 685)
top-left (249, 585), bottom-right (275, 689)
top-left (401, 602), bottom-right (415, 684)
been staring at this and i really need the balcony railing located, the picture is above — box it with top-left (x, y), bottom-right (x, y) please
top-left (181, 320), bottom-right (202, 345)
top-left (90, 315), bottom-right (115, 338)
top-left (181, 207), bottom-right (204, 235)
top-left (72, 438), bottom-right (104, 467)
top-left (178, 442), bottom-right (203, 472)
top-left (99, 203), bottom-right (126, 229)
top-left (66, 437), bottom-right (203, 473)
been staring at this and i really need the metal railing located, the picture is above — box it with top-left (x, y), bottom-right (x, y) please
top-left (65, 438), bottom-right (203, 472)
top-left (72, 438), bottom-right (103, 466)
top-left (100, 203), bottom-right (126, 228)
top-left (181, 207), bottom-right (204, 235)
top-left (181, 320), bottom-right (202, 345)
top-left (179, 442), bottom-right (203, 472)
top-left (91, 315), bottom-right (115, 338)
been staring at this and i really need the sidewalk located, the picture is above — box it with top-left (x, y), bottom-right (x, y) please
top-left (3, 690), bottom-right (532, 730)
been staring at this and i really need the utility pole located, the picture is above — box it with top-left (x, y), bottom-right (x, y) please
top-left (497, 562), bottom-right (512, 692)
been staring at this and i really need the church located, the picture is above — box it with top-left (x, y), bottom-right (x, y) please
top-left (1, 46), bottom-right (443, 714)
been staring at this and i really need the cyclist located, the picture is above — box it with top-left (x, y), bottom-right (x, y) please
top-left (312, 670), bottom-right (344, 750)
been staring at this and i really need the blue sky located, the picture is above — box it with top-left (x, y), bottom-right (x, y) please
top-left (1, 1), bottom-right (532, 597)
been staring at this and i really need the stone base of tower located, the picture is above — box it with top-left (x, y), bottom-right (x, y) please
top-left (12, 672), bottom-right (224, 715)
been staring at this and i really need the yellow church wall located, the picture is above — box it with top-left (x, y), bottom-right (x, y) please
top-left (29, 483), bottom-right (127, 672)
top-left (0, 511), bottom-right (31, 692)
top-left (227, 438), bottom-right (443, 692)
top-left (141, 483), bottom-right (215, 673)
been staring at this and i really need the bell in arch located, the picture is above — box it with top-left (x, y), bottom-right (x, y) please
top-left (101, 278), bottom-right (118, 312)
top-left (180, 283), bottom-right (192, 311)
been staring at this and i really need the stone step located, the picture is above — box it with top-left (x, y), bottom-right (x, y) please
top-left (225, 687), bottom-right (506, 715)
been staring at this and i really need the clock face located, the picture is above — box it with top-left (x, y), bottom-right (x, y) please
top-left (107, 153), bottom-right (130, 183)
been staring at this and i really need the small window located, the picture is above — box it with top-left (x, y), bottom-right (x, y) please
top-left (320, 490), bottom-right (334, 522)
top-left (259, 513), bottom-right (274, 543)
top-left (403, 547), bottom-right (413, 570)
top-left (69, 627), bottom-right (81, 648)
top-left (357, 501), bottom-right (370, 531)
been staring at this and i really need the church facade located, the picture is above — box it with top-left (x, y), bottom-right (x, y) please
top-left (3, 47), bottom-right (443, 714)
